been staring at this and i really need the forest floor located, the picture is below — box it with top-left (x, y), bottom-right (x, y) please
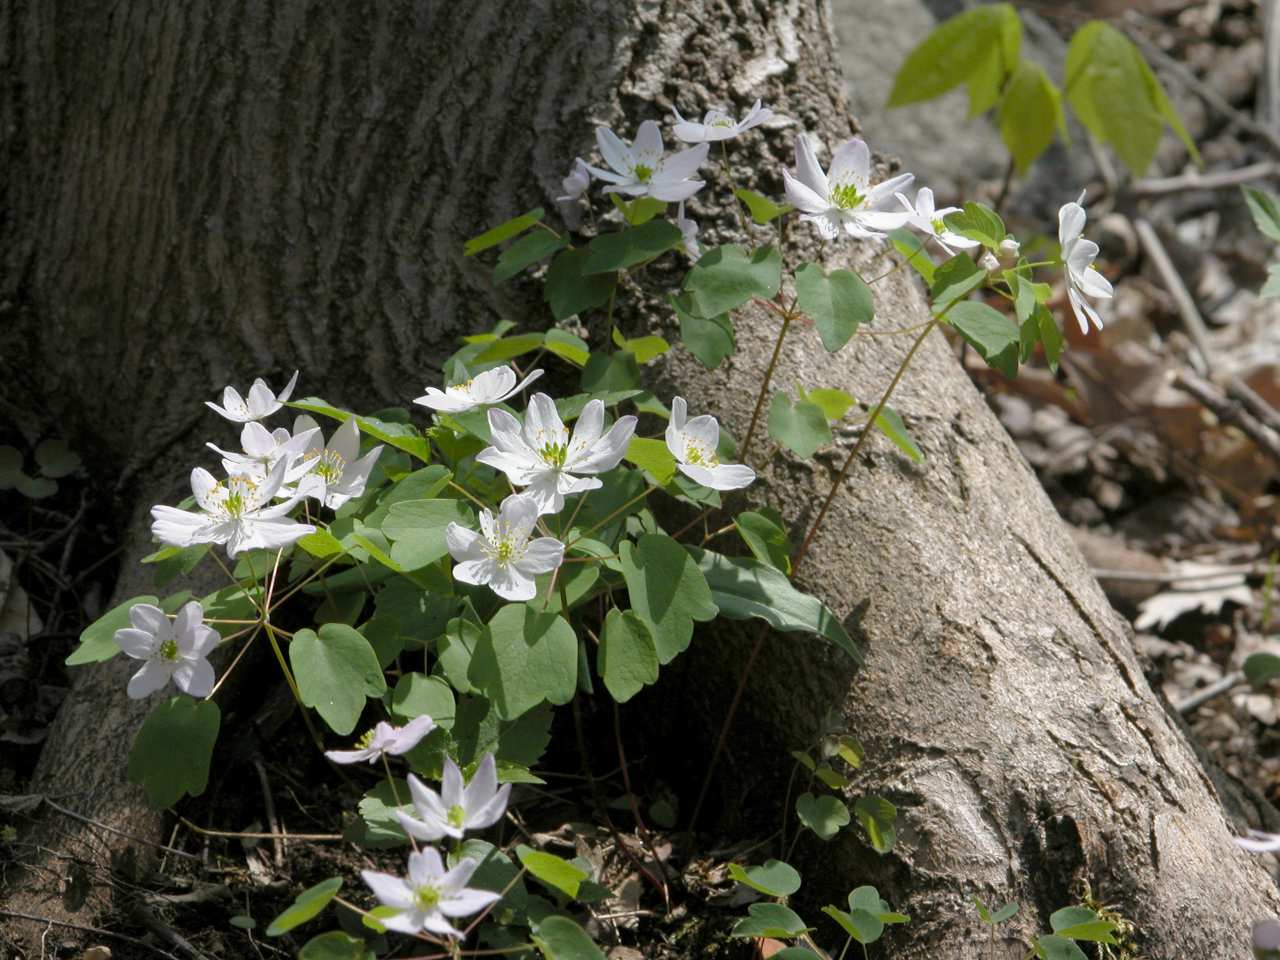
top-left (3, 0), bottom-right (1280, 957)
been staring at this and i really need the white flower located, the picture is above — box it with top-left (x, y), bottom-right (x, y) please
top-left (1058, 191), bottom-right (1113, 334)
top-left (207, 421), bottom-right (320, 482)
top-left (589, 121), bottom-right (709, 203)
top-left (325, 716), bottom-right (437, 765)
top-left (289, 416), bottom-right (383, 510)
top-left (665, 397), bottom-right (755, 490)
top-left (556, 158), bottom-right (591, 204)
top-left (445, 494), bottom-right (564, 601)
top-left (205, 371), bottom-right (299, 423)
top-left (150, 458), bottom-right (316, 558)
top-left (998, 236), bottom-right (1021, 259)
top-left (1237, 830), bottom-right (1280, 854)
top-left (413, 365), bottom-right (543, 415)
top-left (114, 601), bottom-right (218, 699)
top-left (671, 99), bottom-right (773, 143)
top-left (979, 250), bottom-right (1000, 272)
top-left (895, 187), bottom-right (979, 255)
top-left (361, 847), bottom-right (500, 938)
top-left (675, 201), bottom-right (700, 260)
top-left (396, 753), bottom-right (511, 844)
top-left (476, 393), bottom-right (636, 516)
top-left (783, 135), bottom-right (913, 241)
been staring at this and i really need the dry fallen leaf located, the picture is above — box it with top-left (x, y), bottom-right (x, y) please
top-left (1134, 562), bottom-right (1253, 630)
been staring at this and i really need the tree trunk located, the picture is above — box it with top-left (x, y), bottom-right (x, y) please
top-left (1, 0), bottom-right (1275, 955)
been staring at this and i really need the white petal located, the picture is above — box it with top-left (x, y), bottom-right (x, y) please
top-left (446, 523), bottom-right (487, 562)
top-left (568, 399), bottom-right (604, 453)
top-left (114, 628), bottom-right (157, 659)
top-left (828, 138), bottom-right (871, 189)
top-left (440, 755), bottom-right (465, 809)
top-left (658, 142), bottom-right (710, 181)
top-left (475, 448), bottom-right (543, 486)
top-left (127, 661), bottom-right (174, 699)
top-left (172, 657), bottom-right (216, 698)
top-left (462, 753), bottom-right (498, 815)
top-left (361, 870), bottom-right (416, 910)
top-left (409, 847), bottom-right (447, 886)
top-left (573, 416), bottom-right (637, 474)
top-left (325, 747), bottom-right (377, 764)
top-left (173, 600), bottom-right (203, 640)
top-left (489, 564), bottom-right (536, 601)
top-left (453, 558), bottom-right (498, 587)
top-left (498, 493), bottom-right (540, 533)
top-left (129, 603), bottom-right (168, 636)
top-left (782, 168), bottom-right (830, 215)
top-left (518, 537), bottom-right (565, 576)
top-left (388, 715), bottom-right (437, 754)
top-left (596, 126), bottom-right (633, 175)
top-left (1078, 266), bottom-right (1113, 300)
top-left (705, 463), bottom-right (756, 490)
top-left (277, 370), bottom-right (300, 404)
top-left (631, 120), bottom-right (663, 163)
top-left (521, 473), bottom-right (566, 516)
top-left (487, 408), bottom-right (530, 453)
top-left (465, 782), bottom-right (512, 831)
top-left (438, 887), bottom-right (501, 917)
top-left (794, 134), bottom-right (829, 199)
top-left (396, 810), bottom-right (449, 842)
top-left (330, 416), bottom-right (361, 463)
top-left (523, 393), bottom-right (567, 450)
top-left (648, 179), bottom-right (705, 203)
top-left (1059, 201), bottom-right (1086, 249)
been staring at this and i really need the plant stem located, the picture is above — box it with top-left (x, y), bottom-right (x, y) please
top-left (265, 623), bottom-right (325, 752)
top-left (566, 485), bottom-right (656, 545)
top-left (605, 275), bottom-right (619, 351)
top-left (741, 309), bottom-right (795, 462)
top-left (382, 754), bottom-right (417, 852)
top-left (792, 316), bottom-right (939, 573)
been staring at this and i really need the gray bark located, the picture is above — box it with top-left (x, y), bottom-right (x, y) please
top-left (1, 0), bottom-right (1276, 955)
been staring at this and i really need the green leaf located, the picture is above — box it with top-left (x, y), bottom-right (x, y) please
top-left (795, 263), bottom-right (874, 352)
top-left (546, 248), bottom-right (616, 321)
top-left (583, 220), bottom-right (683, 274)
top-left (1000, 60), bottom-right (1065, 174)
top-left (942, 202), bottom-right (1006, 249)
top-left (683, 244), bottom-right (781, 318)
top-left (297, 529), bottom-right (345, 559)
top-left (544, 328), bottom-right (591, 366)
top-left (730, 902), bottom-right (811, 939)
top-left (580, 351), bottom-right (641, 393)
top-left (469, 605), bottom-right (578, 720)
top-left (1065, 21), bottom-right (1199, 177)
top-left (854, 795), bottom-right (897, 853)
top-left (1244, 186), bottom-right (1280, 243)
top-left (623, 437), bottom-right (677, 486)
top-left (734, 509), bottom-right (792, 574)
top-left (822, 905), bottom-right (884, 945)
top-left (299, 932), bottom-right (373, 960)
top-left (381, 499), bottom-right (474, 571)
top-left (728, 859), bottom-right (801, 897)
top-left (289, 397), bottom-right (432, 463)
top-left (17, 474), bottom-right (56, 499)
top-left (890, 228), bottom-right (935, 284)
top-left (389, 672), bottom-right (456, 727)
top-left (598, 608), bottom-right (659, 703)
top-left (1050, 906), bottom-right (1118, 943)
top-left (609, 194), bottom-right (668, 226)
top-left (671, 293), bottom-right (735, 369)
top-left (127, 697), bottom-right (220, 808)
top-left (948, 301), bottom-right (1019, 377)
top-left (554, 390), bottom-right (641, 422)
top-left (67, 595), bottom-right (162, 666)
top-left (691, 548), bottom-right (860, 662)
top-left (873, 406), bottom-right (923, 463)
top-left (1247, 652), bottom-right (1280, 687)
top-left (532, 915), bottom-right (606, 960)
top-left (290, 624), bottom-right (387, 735)
top-left (992, 901), bottom-right (1019, 924)
top-left (494, 230), bottom-right (568, 284)
top-left (265, 877), bottom-right (343, 936)
top-left (1035, 934), bottom-right (1089, 960)
top-left (465, 209), bottom-right (545, 256)
top-left (798, 388), bottom-right (853, 421)
top-left (930, 253), bottom-right (987, 311)
top-left (848, 885), bottom-right (905, 921)
top-left (34, 438), bottom-right (80, 478)
top-left (618, 534), bottom-right (717, 664)
top-left (836, 736), bottom-right (864, 768)
top-left (887, 4), bottom-right (1020, 107)
top-left (768, 392), bottom-right (831, 459)
top-left (1036, 303), bottom-right (1064, 372)
top-left (735, 188), bottom-right (793, 224)
top-left (472, 333), bottom-right (546, 366)
top-left (518, 845), bottom-right (590, 899)
top-left (611, 327), bottom-right (670, 364)
top-left (796, 793), bottom-right (849, 841)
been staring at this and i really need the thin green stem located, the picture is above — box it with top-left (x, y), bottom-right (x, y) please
top-left (604, 276), bottom-right (619, 351)
top-left (566, 485), bottom-right (656, 546)
top-left (383, 754), bottom-right (417, 852)
top-left (448, 480), bottom-right (490, 511)
top-left (792, 316), bottom-right (940, 573)
top-left (741, 310), bottom-right (795, 462)
top-left (265, 624), bottom-right (325, 752)
top-left (836, 936), bottom-right (853, 960)
top-left (268, 553), bottom-right (344, 611)
top-left (210, 550), bottom-right (264, 616)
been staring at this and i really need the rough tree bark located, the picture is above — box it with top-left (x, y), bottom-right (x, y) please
top-left (1, 0), bottom-right (1275, 955)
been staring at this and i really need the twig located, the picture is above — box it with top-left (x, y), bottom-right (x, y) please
top-left (1227, 377), bottom-right (1280, 433)
top-left (1133, 217), bottom-right (1213, 375)
top-left (1130, 162), bottom-right (1279, 196)
top-left (1174, 370), bottom-right (1280, 464)
top-left (1175, 670), bottom-right (1246, 715)
top-left (40, 797), bottom-right (202, 861)
top-left (0, 909), bottom-right (179, 959)
top-left (176, 815), bottom-right (341, 841)
top-left (253, 758), bottom-right (284, 868)
top-left (1125, 11), bottom-right (1280, 156)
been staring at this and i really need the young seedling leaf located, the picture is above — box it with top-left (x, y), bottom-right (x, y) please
top-left (728, 859), bottom-right (802, 897)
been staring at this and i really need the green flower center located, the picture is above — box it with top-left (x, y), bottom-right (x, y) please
top-left (633, 164), bottom-right (654, 183)
top-left (830, 182), bottom-right (865, 210)
top-left (684, 443), bottom-right (718, 467)
top-left (315, 449), bottom-right (346, 484)
top-left (158, 638), bottom-right (180, 661)
top-left (447, 804), bottom-right (467, 828)
top-left (224, 491), bottom-right (246, 517)
top-left (356, 728), bottom-right (376, 750)
top-left (414, 885), bottom-right (441, 910)
top-left (931, 218), bottom-right (947, 234)
top-left (711, 118), bottom-right (734, 128)
top-left (540, 442), bottom-right (568, 468)
top-left (495, 539), bottom-right (516, 567)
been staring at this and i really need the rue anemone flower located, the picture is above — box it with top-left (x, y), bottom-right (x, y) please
top-left (413, 365), bottom-right (544, 415)
top-left (665, 397), bottom-right (755, 490)
top-left (396, 753), bottom-right (511, 843)
top-left (360, 848), bottom-right (500, 938)
top-left (671, 98), bottom-right (773, 143)
top-left (325, 715), bottom-right (437, 765)
top-left (207, 420), bottom-right (320, 482)
top-left (150, 458), bottom-right (315, 558)
top-left (556, 157), bottom-right (591, 204)
top-left (782, 134), bottom-right (913, 241)
top-left (675, 201), bottom-right (701, 260)
top-left (476, 393), bottom-right (636, 516)
top-left (589, 120), bottom-right (709, 203)
top-left (288, 415), bottom-right (384, 511)
top-left (114, 601), bottom-right (218, 699)
top-left (1058, 191), bottom-right (1113, 334)
top-left (205, 370), bottom-right (299, 423)
top-left (894, 187), bottom-right (979, 255)
top-left (445, 493), bottom-right (564, 601)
